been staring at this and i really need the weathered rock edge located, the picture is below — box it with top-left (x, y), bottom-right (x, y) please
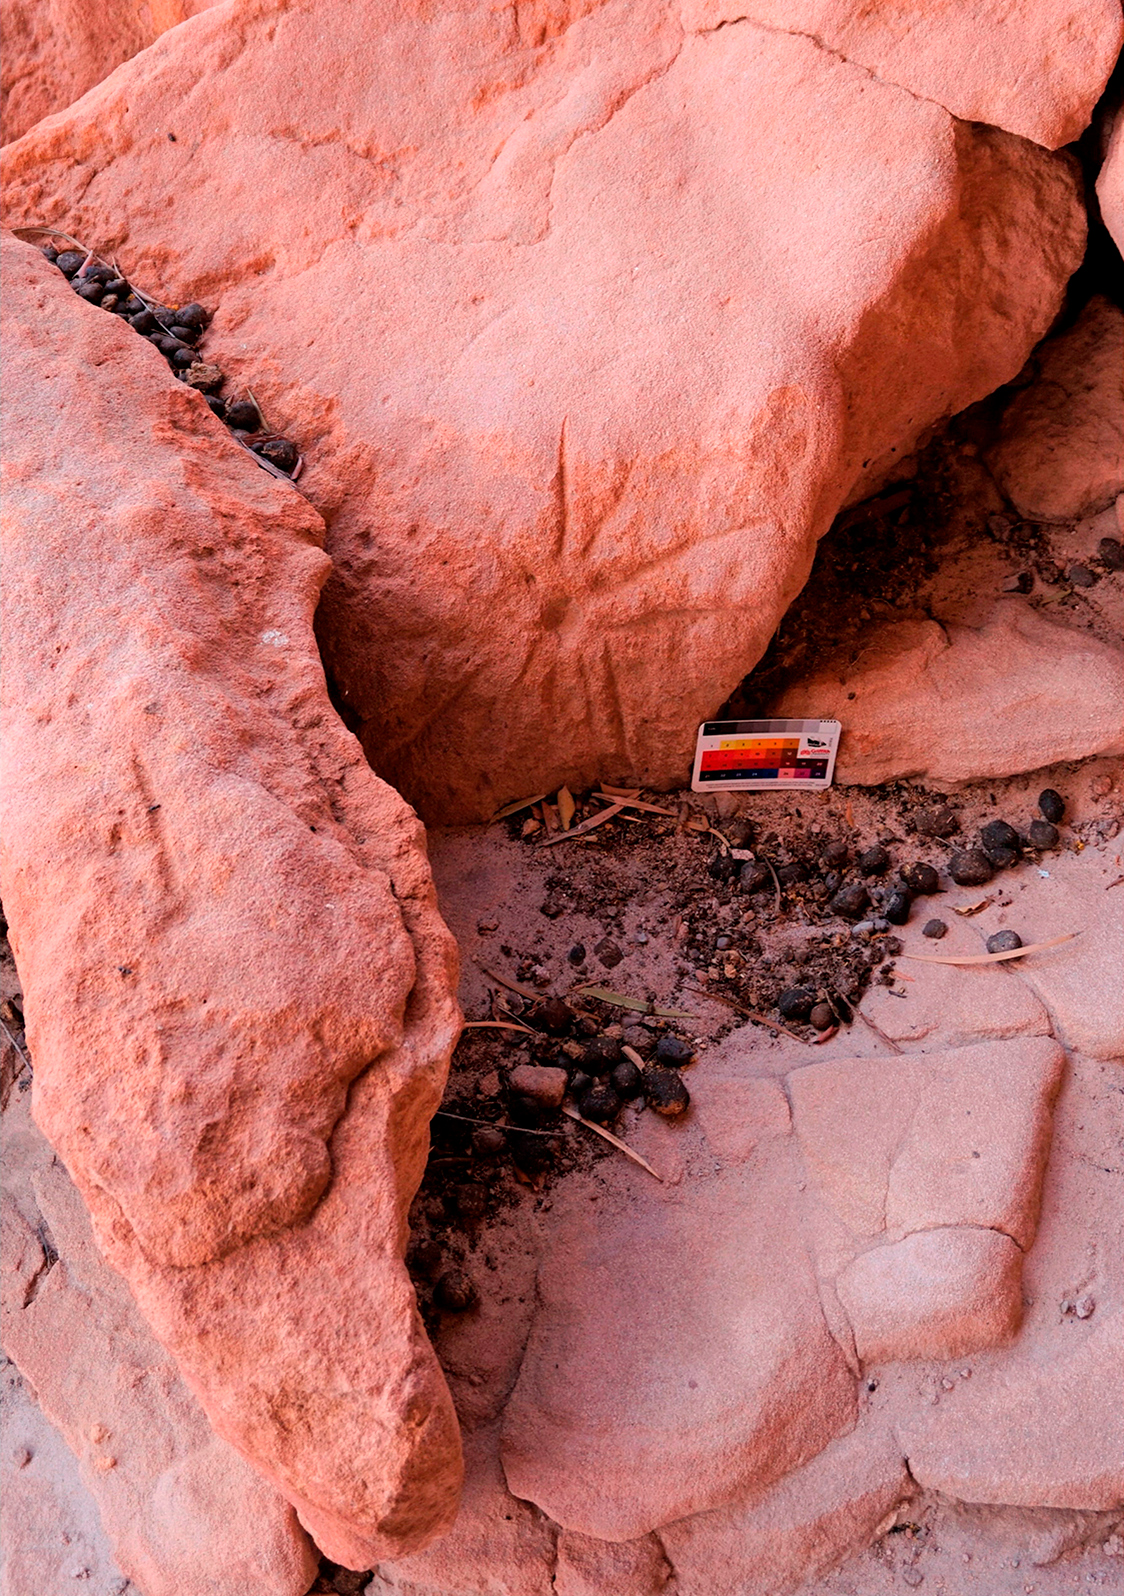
top-left (0, 234), bottom-right (464, 1567)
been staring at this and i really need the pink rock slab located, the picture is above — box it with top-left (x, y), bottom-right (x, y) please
top-left (0, 235), bottom-right (463, 1568)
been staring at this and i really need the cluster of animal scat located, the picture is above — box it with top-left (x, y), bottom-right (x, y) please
top-left (36, 237), bottom-right (301, 478)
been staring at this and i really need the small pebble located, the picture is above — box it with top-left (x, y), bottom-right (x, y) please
top-left (1038, 788), bottom-right (1065, 824)
top-left (1075, 1295), bottom-right (1096, 1319)
top-left (851, 920), bottom-right (874, 941)
top-left (777, 987), bottom-right (815, 1021)
top-left (858, 845), bottom-right (891, 876)
top-left (654, 1034), bottom-right (694, 1067)
top-left (809, 1001), bottom-right (834, 1031)
top-left (831, 881), bottom-right (870, 919)
top-left (509, 1064), bottom-right (567, 1109)
top-left (1027, 819), bottom-right (1059, 849)
top-left (12, 1447), bottom-right (31, 1469)
top-left (900, 862), bottom-right (939, 895)
top-left (643, 1065), bottom-right (690, 1117)
top-left (471, 1125), bottom-right (506, 1157)
top-left (621, 1026), bottom-right (654, 1055)
top-left (884, 889), bottom-right (912, 926)
top-left (708, 851), bottom-right (740, 882)
top-left (948, 850), bottom-right (994, 887)
top-left (567, 943), bottom-right (586, 966)
top-left (922, 918), bottom-right (948, 939)
top-left (579, 1081), bottom-right (621, 1122)
top-left (1099, 536), bottom-right (1124, 571)
top-left (611, 1059), bottom-right (644, 1099)
top-left (1067, 564), bottom-right (1096, 587)
top-left (916, 804), bottom-right (959, 838)
top-left (225, 399), bottom-right (261, 431)
top-left (715, 935), bottom-right (731, 950)
top-left (901, 1569), bottom-right (924, 1589)
top-left (594, 938), bottom-right (623, 969)
top-left (986, 930), bottom-right (1023, 954)
top-left (435, 1270), bottom-right (477, 1311)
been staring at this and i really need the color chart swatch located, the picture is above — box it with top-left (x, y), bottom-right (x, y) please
top-left (691, 719), bottom-right (841, 791)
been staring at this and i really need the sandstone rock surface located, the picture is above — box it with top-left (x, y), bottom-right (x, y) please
top-left (0, 235), bottom-right (462, 1567)
top-left (0, 0), bottom-right (1086, 819)
top-left (1098, 109), bottom-right (1124, 256)
top-left (788, 1039), bottom-right (1064, 1250)
top-left (774, 606), bottom-right (1124, 788)
top-left (1, 1095), bottom-right (316, 1596)
top-left (900, 1315), bottom-right (1124, 1510)
top-left (659, 1422), bottom-right (912, 1596)
top-left (501, 1158), bottom-right (856, 1539)
top-left (987, 297), bottom-right (1124, 523)
top-left (683, 0), bottom-right (1122, 149)
top-left (1, 0), bottom-right (217, 144)
top-left (835, 1227), bottom-right (1024, 1366)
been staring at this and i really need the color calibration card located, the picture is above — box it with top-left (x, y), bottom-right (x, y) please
top-left (691, 718), bottom-right (841, 792)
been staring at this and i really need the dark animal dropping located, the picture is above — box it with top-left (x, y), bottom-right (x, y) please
top-left (884, 889), bottom-right (912, 925)
top-left (777, 987), bottom-right (815, 1021)
top-left (654, 1034), bottom-right (693, 1067)
top-left (949, 850), bottom-right (994, 887)
top-left (643, 1065), bottom-right (690, 1117)
top-left (578, 1081), bottom-right (621, 1123)
top-left (435, 1271), bottom-right (477, 1312)
top-left (859, 845), bottom-right (890, 876)
top-left (900, 862), bottom-right (939, 895)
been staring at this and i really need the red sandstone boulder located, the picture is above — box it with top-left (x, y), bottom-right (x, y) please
top-left (0, 0), bottom-right (1088, 819)
top-left (1, 0), bottom-right (218, 144)
top-left (685, 0), bottom-right (1122, 149)
top-left (0, 234), bottom-right (463, 1567)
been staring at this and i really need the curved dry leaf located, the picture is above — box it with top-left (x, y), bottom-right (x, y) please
top-left (557, 785), bottom-right (576, 830)
top-left (561, 1106), bottom-right (663, 1180)
top-left (492, 792), bottom-right (549, 821)
top-left (902, 932), bottom-right (1079, 966)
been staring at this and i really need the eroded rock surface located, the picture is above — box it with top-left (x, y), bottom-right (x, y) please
top-left (501, 1155), bottom-right (857, 1540)
top-left (0, 0), bottom-right (1087, 818)
top-left (0, 234), bottom-right (463, 1568)
top-left (774, 606), bottom-right (1124, 788)
top-left (684, 0), bottom-right (1122, 148)
top-left (0, 0), bottom-right (218, 144)
top-left (1, 1094), bottom-right (316, 1596)
top-left (987, 297), bottom-right (1124, 524)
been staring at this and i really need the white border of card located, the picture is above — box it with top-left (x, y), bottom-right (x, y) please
top-left (691, 718), bottom-right (842, 792)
